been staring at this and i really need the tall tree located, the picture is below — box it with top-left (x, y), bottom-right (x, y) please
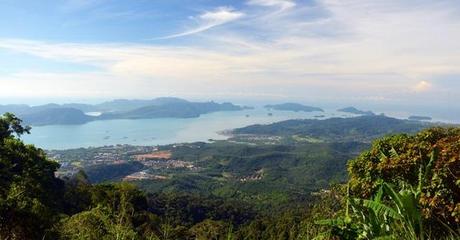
top-left (0, 113), bottom-right (63, 239)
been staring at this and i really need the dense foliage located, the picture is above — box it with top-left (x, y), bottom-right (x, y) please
top-left (319, 127), bottom-right (460, 239)
top-left (1, 113), bottom-right (458, 240)
top-left (0, 113), bottom-right (63, 239)
top-left (134, 141), bottom-right (367, 207)
top-left (0, 113), bottom-right (336, 239)
top-left (233, 115), bottom-right (427, 142)
top-left (337, 107), bottom-right (375, 116)
top-left (348, 127), bottom-right (460, 227)
top-left (85, 161), bottom-right (145, 182)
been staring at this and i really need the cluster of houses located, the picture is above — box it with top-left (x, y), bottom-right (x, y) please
top-left (49, 146), bottom-right (196, 180)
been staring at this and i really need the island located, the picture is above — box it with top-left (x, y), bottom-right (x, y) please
top-left (0, 97), bottom-right (249, 126)
top-left (231, 115), bottom-right (427, 143)
top-left (337, 106), bottom-right (375, 116)
top-left (264, 103), bottom-right (323, 112)
top-left (408, 115), bottom-right (432, 121)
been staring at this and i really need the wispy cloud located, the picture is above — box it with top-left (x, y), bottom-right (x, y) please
top-left (155, 7), bottom-right (244, 39)
top-left (1, 0), bottom-right (460, 104)
top-left (247, 0), bottom-right (296, 11)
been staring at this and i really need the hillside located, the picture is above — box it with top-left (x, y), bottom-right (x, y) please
top-left (49, 115), bottom-right (434, 207)
top-left (100, 101), bottom-right (244, 119)
top-left (232, 115), bottom-right (428, 143)
top-left (93, 97), bottom-right (189, 112)
top-left (0, 98), bottom-right (247, 125)
top-left (264, 103), bottom-right (323, 112)
top-left (21, 108), bottom-right (94, 126)
top-left (337, 106), bottom-right (375, 115)
top-left (2, 113), bottom-right (458, 239)
top-left (49, 140), bottom-right (369, 206)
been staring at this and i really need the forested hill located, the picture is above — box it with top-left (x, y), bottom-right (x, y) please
top-left (233, 115), bottom-right (430, 142)
top-left (49, 115), bottom-right (437, 208)
top-left (0, 98), bottom-right (247, 126)
top-left (99, 101), bottom-right (244, 120)
top-left (2, 113), bottom-right (459, 239)
top-left (264, 103), bottom-right (323, 112)
top-left (337, 106), bottom-right (375, 115)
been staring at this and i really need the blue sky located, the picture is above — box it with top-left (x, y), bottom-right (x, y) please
top-left (0, 0), bottom-right (459, 109)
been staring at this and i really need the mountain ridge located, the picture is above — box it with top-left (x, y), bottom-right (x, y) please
top-left (264, 103), bottom-right (323, 112)
top-left (0, 98), bottom-right (247, 126)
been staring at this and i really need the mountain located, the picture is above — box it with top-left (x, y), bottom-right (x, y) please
top-left (408, 115), bottom-right (432, 121)
top-left (61, 103), bottom-right (99, 112)
top-left (0, 98), bottom-right (247, 125)
top-left (21, 108), bottom-right (94, 126)
top-left (232, 115), bottom-right (428, 143)
top-left (337, 106), bottom-right (375, 115)
top-left (264, 103), bottom-right (323, 112)
top-left (100, 101), bottom-right (245, 119)
top-left (0, 104), bottom-right (94, 125)
top-left (49, 114), bottom-right (438, 209)
top-left (2, 111), bottom-right (458, 240)
top-left (94, 97), bottom-right (189, 112)
top-left (0, 104), bottom-right (31, 115)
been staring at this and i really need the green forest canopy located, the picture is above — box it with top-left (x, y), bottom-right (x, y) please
top-left (0, 113), bottom-right (458, 239)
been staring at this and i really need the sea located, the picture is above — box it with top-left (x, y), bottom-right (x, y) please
top-left (20, 104), bottom-right (459, 150)
top-left (21, 107), bottom-right (354, 150)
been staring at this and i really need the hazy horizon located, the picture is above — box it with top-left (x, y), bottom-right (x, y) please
top-left (1, 95), bottom-right (458, 123)
top-left (1, 0), bottom-right (460, 111)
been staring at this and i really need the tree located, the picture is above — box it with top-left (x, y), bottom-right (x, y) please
top-left (60, 206), bottom-right (139, 240)
top-left (60, 182), bottom-right (161, 240)
top-left (188, 219), bottom-right (232, 240)
top-left (0, 112), bottom-right (30, 139)
top-left (0, 113), bottom-right (63, 239)
top-left (348, 127), bottom-right (460, 227)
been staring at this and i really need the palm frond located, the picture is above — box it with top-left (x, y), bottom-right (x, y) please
top-left (361, 199), bottom-right (401, 220)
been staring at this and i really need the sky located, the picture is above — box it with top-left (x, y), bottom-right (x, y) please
top-left (0, 0), bottom-right (459, 110)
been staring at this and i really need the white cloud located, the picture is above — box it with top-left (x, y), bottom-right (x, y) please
top-left (1, 0), bottom-right (460, 104)
top-left (247, 0), bottom-right (296, 11)
top-left (414, 81), bottom-right (432, 92)
top-left (156, 7), bottom-right (244, 39)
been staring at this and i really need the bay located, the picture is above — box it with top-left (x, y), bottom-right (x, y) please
top-left (22, 108), bottom-right (348, 150)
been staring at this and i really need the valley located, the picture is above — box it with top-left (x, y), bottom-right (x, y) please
top-left (47, 115), bottom-right (433, 207)
top-left (2, 1), bottom-right (459, 238)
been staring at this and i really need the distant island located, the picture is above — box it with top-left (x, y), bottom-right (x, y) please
top-left (408, 115), bottom-right (432, 121)
top-left (232, 115), bottom-right (428, 143)
top-left (0, 97), bottom-right (249, 126)
top-left (265, 103), bottom-right (323, 112)
top-left (337, 106), bottom-right (375, 116)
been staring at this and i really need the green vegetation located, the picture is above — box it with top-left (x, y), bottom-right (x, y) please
top-left (348, 128), bottom-right (460, 227)
top-left (100, 101), bottom-right (244, 120)
top-left (1, 113), bottom-right (458, 239)
top-left (49, 115), bottom-right (430, 208)
top-left (233, 115), bottom-right (428, 142)
top-left (318, 127), bottom-right (460, 239)
top-left (0, 113), bottom-right (62, 239)
top-left (85, 161), bottom-right (145, 182)
top-left (337, 107), bottom-right (375, 116)
top-left (131, 141), bottom-right (367, 207)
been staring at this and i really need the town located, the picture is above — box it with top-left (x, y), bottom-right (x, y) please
top-left (47, 144), bottom-right (198, 181)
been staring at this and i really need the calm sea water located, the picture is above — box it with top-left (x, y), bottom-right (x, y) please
top-left (22, 105), bottom-right (458, 150)
top-left (22, 108), bottom-right (352, 150)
